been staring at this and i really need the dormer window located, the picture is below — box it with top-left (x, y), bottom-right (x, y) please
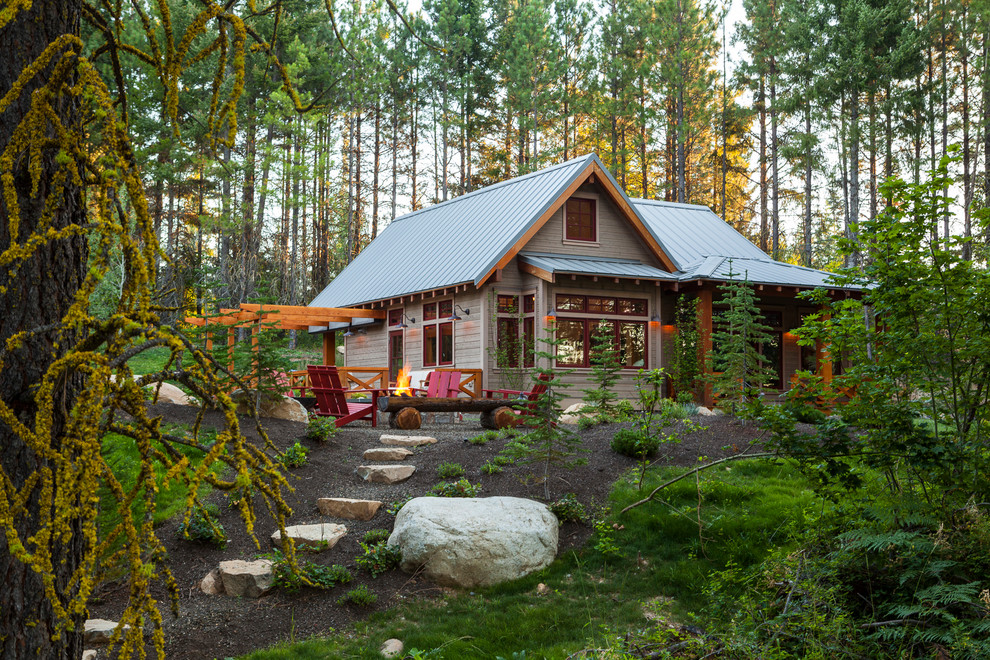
top-left (565, 197), bottom-right (596, 242)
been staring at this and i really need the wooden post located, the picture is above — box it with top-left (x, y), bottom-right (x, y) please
top-left (817, 310), bottom-right (833, 384)
top-left (697, 288), bottom-right (714, 407)
top-left (251, 323), bottom-right (259, 389)
top-left (227, 327), bottom-right (235, 371)
top-left (322, 331), bottom-right (335, 366)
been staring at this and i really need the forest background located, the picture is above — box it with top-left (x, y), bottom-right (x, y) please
top-left (112, 0), bottom-right (988, 328)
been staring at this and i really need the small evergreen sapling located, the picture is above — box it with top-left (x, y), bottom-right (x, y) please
top-left (504, 324), bottom-right (586, 500)
top-left (708, 262), bottom-right (776, 408)
top-left (582, 320), bottom-right (622, 418)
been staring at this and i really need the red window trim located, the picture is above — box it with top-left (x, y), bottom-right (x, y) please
top-left (554, 318), bottom-right (648, 369)
top-left (565, 197), bottom-right (597, 242)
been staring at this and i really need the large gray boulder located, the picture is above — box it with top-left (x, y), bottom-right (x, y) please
top-left (388, 496), bottom-right (558, 588)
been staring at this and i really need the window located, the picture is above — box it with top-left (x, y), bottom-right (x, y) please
top-left (565, 197), bottom-right (596, 242)
top-left (423, 299), bottom-right (453, 366)
top-left (712, 305), bottom-right (783, 389)
top-left (388, 308), bottom-right (404, 326)
top-left (496, 292), bottom-right (536, 368)
top-left (551, 294), bottom-right (649, 368)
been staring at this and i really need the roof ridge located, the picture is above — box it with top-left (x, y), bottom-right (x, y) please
top-left (393, 154), bottom-right (596, 223)
top-left (629, 197), bottom-right (713, 211)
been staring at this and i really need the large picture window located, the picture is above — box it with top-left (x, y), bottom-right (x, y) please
top-left (565, 198), bottom-right (596, 242)
top-left (423, 300), bottom-right (454, 366)
top-left (553, 294), bottom-right (648, 368)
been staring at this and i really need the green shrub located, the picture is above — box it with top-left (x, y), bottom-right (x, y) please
top-left (279, 441), bottom-right (309, 468)
top-left (177, 504), bottom-right (227, 547)
top-left (437, 461), bottom-right (465, 479)
top-left (355, 541), bottom-right (401, 577)
top-left (468, 430), bottom-right (497, 445)
top-left (270, 552), bottom-right (353, 592)
top-left (480, 461), bottom-right (503, 475)
top-left (362, 528), bottom-right (390, 545)
top-left (386, 495), bottom-right (414, 516)
top-left (782, 401), bottom-right (828, 425)
top-left (610, 428), bottom-right (660, 459)
top-left (549, 493), bottom-right (586, 524)
top-left (576, 416), bottom-right (597, 431)
top-left (338, 584), bottom-right (378, 608)
top-left (429, 478), bottom-right (482, 498)
top-left (492, 454), bottom-right (514, 466)
top-left (305, 417), bottom-right (338, 443)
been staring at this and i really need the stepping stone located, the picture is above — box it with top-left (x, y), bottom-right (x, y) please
top-left (199, 568), bottom-right (225, 595)
top-left (83, 651), bottom-right (97, 660)
top-left (218, 559), bottom-right (274, 598)
top-left (380, 434), bottom-right (437, 447)
top-left (356, 464), bottom-right (416, 484)
top-left (84, 619), bottom-right (129, 645)
top-left (271, 523), bottom-right (347, 551)
top-left (317, 497), bottom-right (383, 520)
top-left (363, 447), bottom-right (413, 461)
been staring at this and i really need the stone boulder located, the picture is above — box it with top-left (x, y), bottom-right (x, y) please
top-left (379, 434), bottom-right (437, 447)
top-left (233, 391), bottom-right (308, 422)
top-left (381, 639), bottom-right (404, 658)
top-left (218, 559), bottom-right (274, 598)
top-left (389, 496), bottom-right (558, 588)
top-left (84, 619), bottom-right (129, 645)
top-left (317, 497), bottom-right (383, 520)
top-left (82, 651), bottom-right (97, 660)
top-left (199, 568), bottom-right (225, 595)
top-left (271, 523), bottom-right (347, 551)
top-left (147, 382), bottom-right (196, 406)
top-left (356, 465), bottom-right (415, 484)
top-left (362, 447), bottom-right (413, 461)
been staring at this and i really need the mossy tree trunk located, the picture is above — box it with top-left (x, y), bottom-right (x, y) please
top-left (0, 0), bottom-right (87, 656)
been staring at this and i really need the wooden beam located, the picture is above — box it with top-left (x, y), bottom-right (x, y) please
top-left (519, 261), bottom-right (554, 283)
top-left (240, 304), bottom-right (385, 319)
top-left (323, 331), bottom-right (334, 366)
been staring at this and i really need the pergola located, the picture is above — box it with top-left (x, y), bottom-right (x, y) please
top-left (184, 304), bottom-right (385, 366)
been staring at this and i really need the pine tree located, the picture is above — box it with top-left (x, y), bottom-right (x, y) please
top-left (708, 262), bottom-right (776, 406)
top-left (583, 321), bottom-right (623, 417)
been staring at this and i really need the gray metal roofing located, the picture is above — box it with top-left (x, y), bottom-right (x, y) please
top-left (679, 256), bottom-right (846, 289)
top-left (309, 156), bottom-right (849, 313)
top-left (630, 198), bottom-right (769, 270)
top-left (518, 252), bottom-right (679, 281)
top-left (309, 155), bottom-right (598, 308)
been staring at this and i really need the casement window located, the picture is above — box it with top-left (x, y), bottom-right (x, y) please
top-left (564, 197), bottom-right (596, 242)
top-left (423, 300), bottom-right (454, 366)
top-left (553, 294), bottom-right (648, 368)
top-left (495, 293), bottom-right (536, 368)
top-left (388, 308), bottom-right (404, 327)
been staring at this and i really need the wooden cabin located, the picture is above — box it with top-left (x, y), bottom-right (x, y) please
top-left (307, 154), bottom-right (854, 406)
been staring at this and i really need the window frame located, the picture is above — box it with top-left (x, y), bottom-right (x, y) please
top-left (563, 196), bottom-right (598, 244)
top-left (495, 291), bottom-right (536, 369)
top-left (551, 293), bottom-right (650, 369)
top-left (422, 299), bottom-right (454, 367)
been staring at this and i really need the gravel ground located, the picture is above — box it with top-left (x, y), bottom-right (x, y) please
top-left (89, 403), bottom-right (772, 659)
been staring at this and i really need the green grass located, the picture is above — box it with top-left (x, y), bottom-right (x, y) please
top-left (126, 345), bottom-right (173, 376)
top-left (240, 459), bottom-right (815, 659)
top-left (98, 428), bottom-right (221, 554)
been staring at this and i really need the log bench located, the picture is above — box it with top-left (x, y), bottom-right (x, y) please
top-left (376, 395), bottom-right (524, 430)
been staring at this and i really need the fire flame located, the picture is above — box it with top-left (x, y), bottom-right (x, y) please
top-left (394, 363), bottom-right (412, 396)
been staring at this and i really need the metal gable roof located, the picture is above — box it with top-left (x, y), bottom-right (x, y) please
top-left (630, 198), bottom-right (768, 269)
top-left (679, 256), bottom-right (849, 289)
top-left (518, 252), bottom-right (678, 281)
top-left (309, 155), bottom-right (598, 309)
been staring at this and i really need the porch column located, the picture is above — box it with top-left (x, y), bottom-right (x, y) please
top-left (816, 309), bottom-right (832, 384)
top-left (697, 287), bottom-right (714, 407)
top-left (322, 330), bottom-right (335, 366)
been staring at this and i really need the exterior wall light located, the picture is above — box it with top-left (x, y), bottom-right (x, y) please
top-left (447, 305), bottom-right (470, 321)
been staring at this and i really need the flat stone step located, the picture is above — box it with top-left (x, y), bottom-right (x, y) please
top-left (356, 464), bottom-right (416, 484)
top-left (380, 434), bottom-right (437, 447)
top-left (363, 447), bottom-right (414, 461)
top-left (317, 497), bottom-right (383, 520)
top-left (271, 523), bottom-right (347, 551)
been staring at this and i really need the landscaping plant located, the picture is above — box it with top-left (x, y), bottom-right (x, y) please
top-left (338, 584), bottom-right (378, 608)
top-left (305, 417), bottom-right (338, 443)
top-left (355, 541), bottom-right (402, 578)
top-left (582, 320), bottom-right (623, 418)
top-left (177, 504), bottom-right (227, 547)
top-left (279, 441), bottom-right (309, 468)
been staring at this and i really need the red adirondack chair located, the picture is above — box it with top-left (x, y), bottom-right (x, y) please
top-left (308, 365), bottom-right (378, 427)
top-left (483, 372), bottom-right (554, 425)
top-left (412, 370), bottom-right (462, 398)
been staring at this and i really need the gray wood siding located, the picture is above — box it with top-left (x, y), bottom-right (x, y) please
top-left (526, 190), bottom-right (663, 267)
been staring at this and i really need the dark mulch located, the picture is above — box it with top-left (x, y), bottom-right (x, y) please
top-left (90, 403), bottom-right (772, 659)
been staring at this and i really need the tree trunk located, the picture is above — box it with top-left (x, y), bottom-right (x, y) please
top-left (758, 75), bottom-right (768, 252)
top-left (0, 1), bottom-right (88, 656)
